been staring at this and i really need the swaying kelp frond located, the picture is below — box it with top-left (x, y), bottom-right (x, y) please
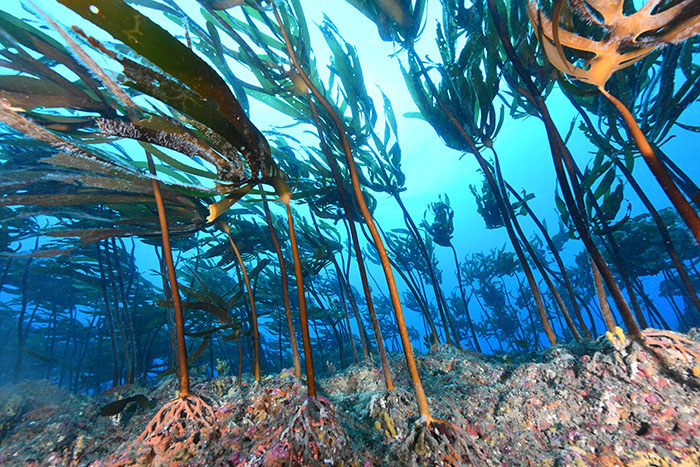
top-left (422, 194), bottom-right (454, 248)
top-left (56, 0), bottom-right (272, 173)
top-left (342, 0), bottom-right (427, 43)
top-left (400, 0), bottom-right (504, 154)
top-left (0, 134), bottom-right (209, 254)
top-left (529, 0), bottom-right (700, 254)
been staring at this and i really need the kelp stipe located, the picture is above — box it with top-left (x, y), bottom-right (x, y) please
top-left (219, 220), bottom-right (261, 381)
top-left (485, 0), bottom-right (643, 338)
top-left (135, 151), bottom-right (219, 444)
top-left (272, 1), bottom-right (430, 421)
top-left (261, 187), bottom-right (302, 378)
top-left (271, 175), bottom-right (317, 397)
top-left (307, 90), bottom-right (396, 390)
top-left (409, 52), bottom-right (558, 345)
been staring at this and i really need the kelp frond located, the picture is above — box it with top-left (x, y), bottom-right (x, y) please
top-left (528, 0), bottom-right (700, 88)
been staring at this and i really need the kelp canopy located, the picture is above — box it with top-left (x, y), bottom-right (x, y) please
top-left (0, 0), bottom-right (699, 453)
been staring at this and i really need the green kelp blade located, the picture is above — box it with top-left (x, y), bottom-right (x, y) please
top-left (593, 167), bottom-right (616, 200)
top-left (196, 0), bottom-right (244, 10)
top-left (126, 0), bottom-right (181, 16)
top-left (203, 19), bottom-right (249, 113)
top-left (99, 394), bottom-right (153, 417)
top-left (0, 10), bottom-right (106, 100)
top-left (0, 75), bottom-right (102, 112)
top-left (188, 266), bottom-right (228, 309)
top-left (56, 0), bottom-right (255, 151)
top-left (117, 59), bottom-right (245, 157)
top-left (142, 143), bottom-right (218, 181)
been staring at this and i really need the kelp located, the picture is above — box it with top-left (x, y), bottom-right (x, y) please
top-left (399, 0), bottom-right (504, 153)
top-left (344, 0), bottom-right (427, 43)
top-left (529, 0), bottom-right (700, 251)
top-left (0, 0), bottom-right (699, 461)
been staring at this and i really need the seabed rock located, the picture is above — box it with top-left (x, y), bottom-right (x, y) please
top-left (1, 330), bottom-right (700, 465)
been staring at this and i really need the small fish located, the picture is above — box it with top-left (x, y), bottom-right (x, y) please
top-left (99, 395), bottom-right (152, 417)
top-left (196, 0), bottom-right (245, 10)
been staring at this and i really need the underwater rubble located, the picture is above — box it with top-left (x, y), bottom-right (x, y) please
top-left (0, 329), bottom-right (699, 466)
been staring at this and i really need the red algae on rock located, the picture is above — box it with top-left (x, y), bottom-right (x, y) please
top-left (1, 330), bottom-right (700, 466)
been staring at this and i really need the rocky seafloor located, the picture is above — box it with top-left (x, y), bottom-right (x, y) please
top-left (1, 328), bottom-right (699, 466)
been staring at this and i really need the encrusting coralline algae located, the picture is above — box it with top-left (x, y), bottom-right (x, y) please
top-left (0, 328), bottom-right (699, 466)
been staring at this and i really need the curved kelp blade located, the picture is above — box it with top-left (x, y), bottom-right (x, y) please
top-left (57, 0), bottom-right (272, 177)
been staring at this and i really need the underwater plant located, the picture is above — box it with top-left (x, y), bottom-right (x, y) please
top-left (423, 194), bottom-right (480, 351)
top-left (0, 0), bottom-right (699, 463)
top-left (483, 0), bottom-right (643, 338)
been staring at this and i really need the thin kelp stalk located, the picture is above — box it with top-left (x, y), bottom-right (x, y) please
top-left (599, 87), bottom-right (700, 249)
top-left (449, 243), bottom-right (481, 351)
top-left (590, 256), bottom-right (616, 333)
top-left (261, 190), bottom-right (301, 378)
top-left (0, 259), bottom-right (12, 297)
top-left (493, 153), bottom-right (582, 342)
top-left (487, 0), bottom-right (641, 339)
top-left (615, 160), bottom-right (700, 317)
top-left (336, 271), bottom-right (359, 364)
top-left (554, 125), bottom-right (640, 335)
top-left (74, 311), bottom-right (99, 392)
top-left (146, 152), bottom-right (190, 397)
top-left (95, 243), bottom-right (120, 388)
top-left (477, 148), bottom-right (592, 338)
top-left (632, 279), bottom-right (671, 329)
top-left (495, 171), bottom-right (592, 339)
top-left (574, 167), bottom-right (649, 329)
top-left (58, 304), bottom-right (76, 388)
top-left (101, 240), bottom-right (131, 384)
top-left (273, 4), bottom-right (431, 422)
top-left (570, 97), bottom-right (700, 319)
top-left (409, 47), bottom-right (557, 345)
top-left (273, 179), bottom-right (316, 397)
top-left (137, 151), bottom-right (218, 446)
top-left (332, 257), bottom-right (371, 361)
top-left (308, 97), bottom-right (394, 390)
top-left (423, 195), bottom-right (476, 349)
top-left (155, 246), bottom-right (178, 371)
top-left (12, 254), bottom-right (33, 384)
top-left (220, 221), bottom-right (261, 381)
top-left (111, 238), bottom-right (137, 383)
top-left (307, 281), bottom-right (346, 368)
top-left (658, 271), bottom-right (688, 326)
top-left (236, 331), bottom-right (243, 386)
top-left (394, 194), bottom-right (454, 345)
top-left (372, 222), bottom-right (442, 345)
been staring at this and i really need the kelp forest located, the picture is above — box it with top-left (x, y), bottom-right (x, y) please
top-left (0, 0), bottom-right (700, 465)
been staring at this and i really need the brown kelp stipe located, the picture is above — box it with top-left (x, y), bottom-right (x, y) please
top-left (600, 87), bottom-right (700, 249)
top-left (261, 188), bottom-right (302, 378)
top-left (488, 0), bottom-right (642, 339)
top-left (138, 152), bottom-right (217, 444)
top-left (590, 256), bottom-right (617, 333)
top-left (272, 177), bottom-right (316, 397)
top-left (307, 96), bottom-right (395, 391)
top-left (146, 152), bottom-right (190, 398)
top-left (408, 47), bottom-right (557, 345)
top-left (219, 220), bottom-right (261, 381)
top-left (528, 0), bottom-right (700, 250)
top-left (273, 3), bottom-right (430, 422)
